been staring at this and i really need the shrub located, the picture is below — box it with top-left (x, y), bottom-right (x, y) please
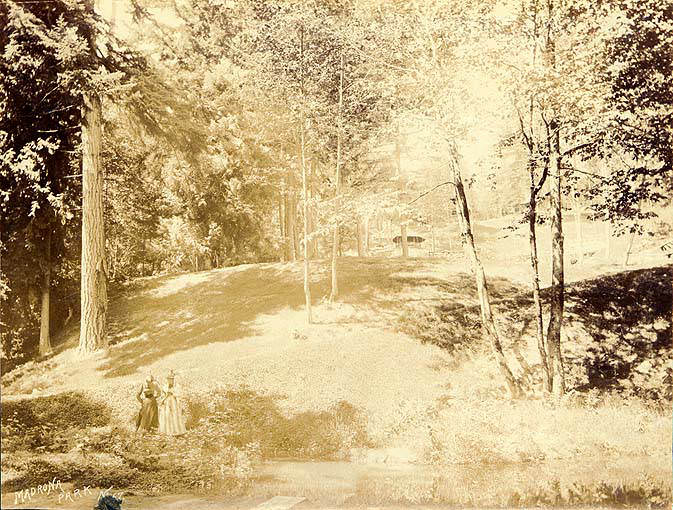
top-left (2, 392), bottom-right (111, 453)
top-left (1, 454), bottom-right (135, 493)
top-left (398, 304), bottom-right (484, 353)
top-left (2, 392), bottom-right (111, 434)
top-left (182, 389), bottom-right (370, 460)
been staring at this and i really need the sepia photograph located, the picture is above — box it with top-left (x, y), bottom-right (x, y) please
top-left (1, 0), bottom-right (671, 508)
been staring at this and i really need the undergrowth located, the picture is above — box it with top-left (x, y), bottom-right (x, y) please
top-left (1, 388), bottom-right (371, 497)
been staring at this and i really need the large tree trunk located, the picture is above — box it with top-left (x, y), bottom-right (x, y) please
top-left (546, 123), bottom-right (566, 398)
top-left (450, 147), bottom-right (520, 398)
top-left (79, 89), bottom-right (108, 355)
top-left (39, 230), bottom-right (52, 356)
top-left (529, 162), bottom-right (551, 392)
top-left (329, 51), bottom-right (344, 302)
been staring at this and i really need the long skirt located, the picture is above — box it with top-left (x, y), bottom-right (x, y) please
top-left (136, 397), bottom-right (159, 431)
top-left (158, 394), bottom-right (186, 435)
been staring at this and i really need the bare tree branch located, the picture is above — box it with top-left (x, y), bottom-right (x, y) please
top-left (408, 180), bottom-right (455, 205)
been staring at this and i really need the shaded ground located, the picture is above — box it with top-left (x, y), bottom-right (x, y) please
top-left (2, 252), bottom-right (671, 508)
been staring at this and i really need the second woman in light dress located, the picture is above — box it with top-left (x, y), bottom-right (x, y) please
top-left (158, 369), bottom-right (186, 436)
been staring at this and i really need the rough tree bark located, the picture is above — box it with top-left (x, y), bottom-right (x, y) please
top-left (329, 50), bottom-right (344, 302)
top-left (79, 89), bottom-right (108, 354)
top-left (39, 230), bottom-right (52, 356)
top-left (449, 145), bottom-right (520, 398)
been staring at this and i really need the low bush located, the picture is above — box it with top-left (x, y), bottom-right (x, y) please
top-left (2, 392), bottom-right (111, 453)
top-left (398, 304), bottom-right (484, 353)
top-left (184, 389), bottom-right (371, 460)
top-left (1, 454), bottom-right (135, 493)
top-left (2, 392), bottom-right (111, 434)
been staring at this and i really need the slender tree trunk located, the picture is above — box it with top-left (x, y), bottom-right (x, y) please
top-left (546, 123), bottom-right (566, 398)
top-left (301, 150), bottom-right (312, 324)
top-left (39, 230), bottom-right (52, 356)
top-left (356, 220), bottom-right (364, 257)
top-left (309, 161), bottom-right (318, 259)
top-left (430, 213), bottom-right (436, 256)
top-left (289, 193), bottom-right (298, 261)
top-left (79, 75), bottom-right (108, 355)
top-left (300, 23), bottom-right (312, 324)
top-left (330, 51), bottom-right (344, 302)
top-left (364, 215), bottom-right (370, 256)
top-left (395, 123), bottom-right (409, 259)
top-left (284, 193), bottom-right (293, 261)
top-left (624, 229), bottom-right (636, 267)
top-left (529, 162), bottom-right (551, 392)
top-left (279, 192), bottom-right (285, 262)
top-left (450, 146), bottom-right (520, 398)
top-left (400, 223), bottom-right (409, 258)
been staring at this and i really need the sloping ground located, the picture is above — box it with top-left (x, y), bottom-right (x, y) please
top-left (3, 259), bottom-right (670, 450)
top-left (2, 258), bottom-right (671, 507)
top-left (2, 258), bottom-right (470, 446)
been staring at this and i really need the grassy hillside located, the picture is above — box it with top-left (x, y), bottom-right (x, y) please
top-left (2, 254), bottom-right (671, 507)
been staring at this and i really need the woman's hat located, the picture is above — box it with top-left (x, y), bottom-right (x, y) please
top-left (167, 369), bottom-right (176, 379)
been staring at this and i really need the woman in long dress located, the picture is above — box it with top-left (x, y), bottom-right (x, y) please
top-left (136, 375), bottom-right (159, 433)
top-left (158, 370), bottom-right (186, 436)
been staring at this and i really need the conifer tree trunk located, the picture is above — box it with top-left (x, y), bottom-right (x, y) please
top-left (39, 230), bottom-right (52, 356)
top-left (79, 89), bottom-right (108, 354)
top-left (450, 145), bottom-right (520, 398)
